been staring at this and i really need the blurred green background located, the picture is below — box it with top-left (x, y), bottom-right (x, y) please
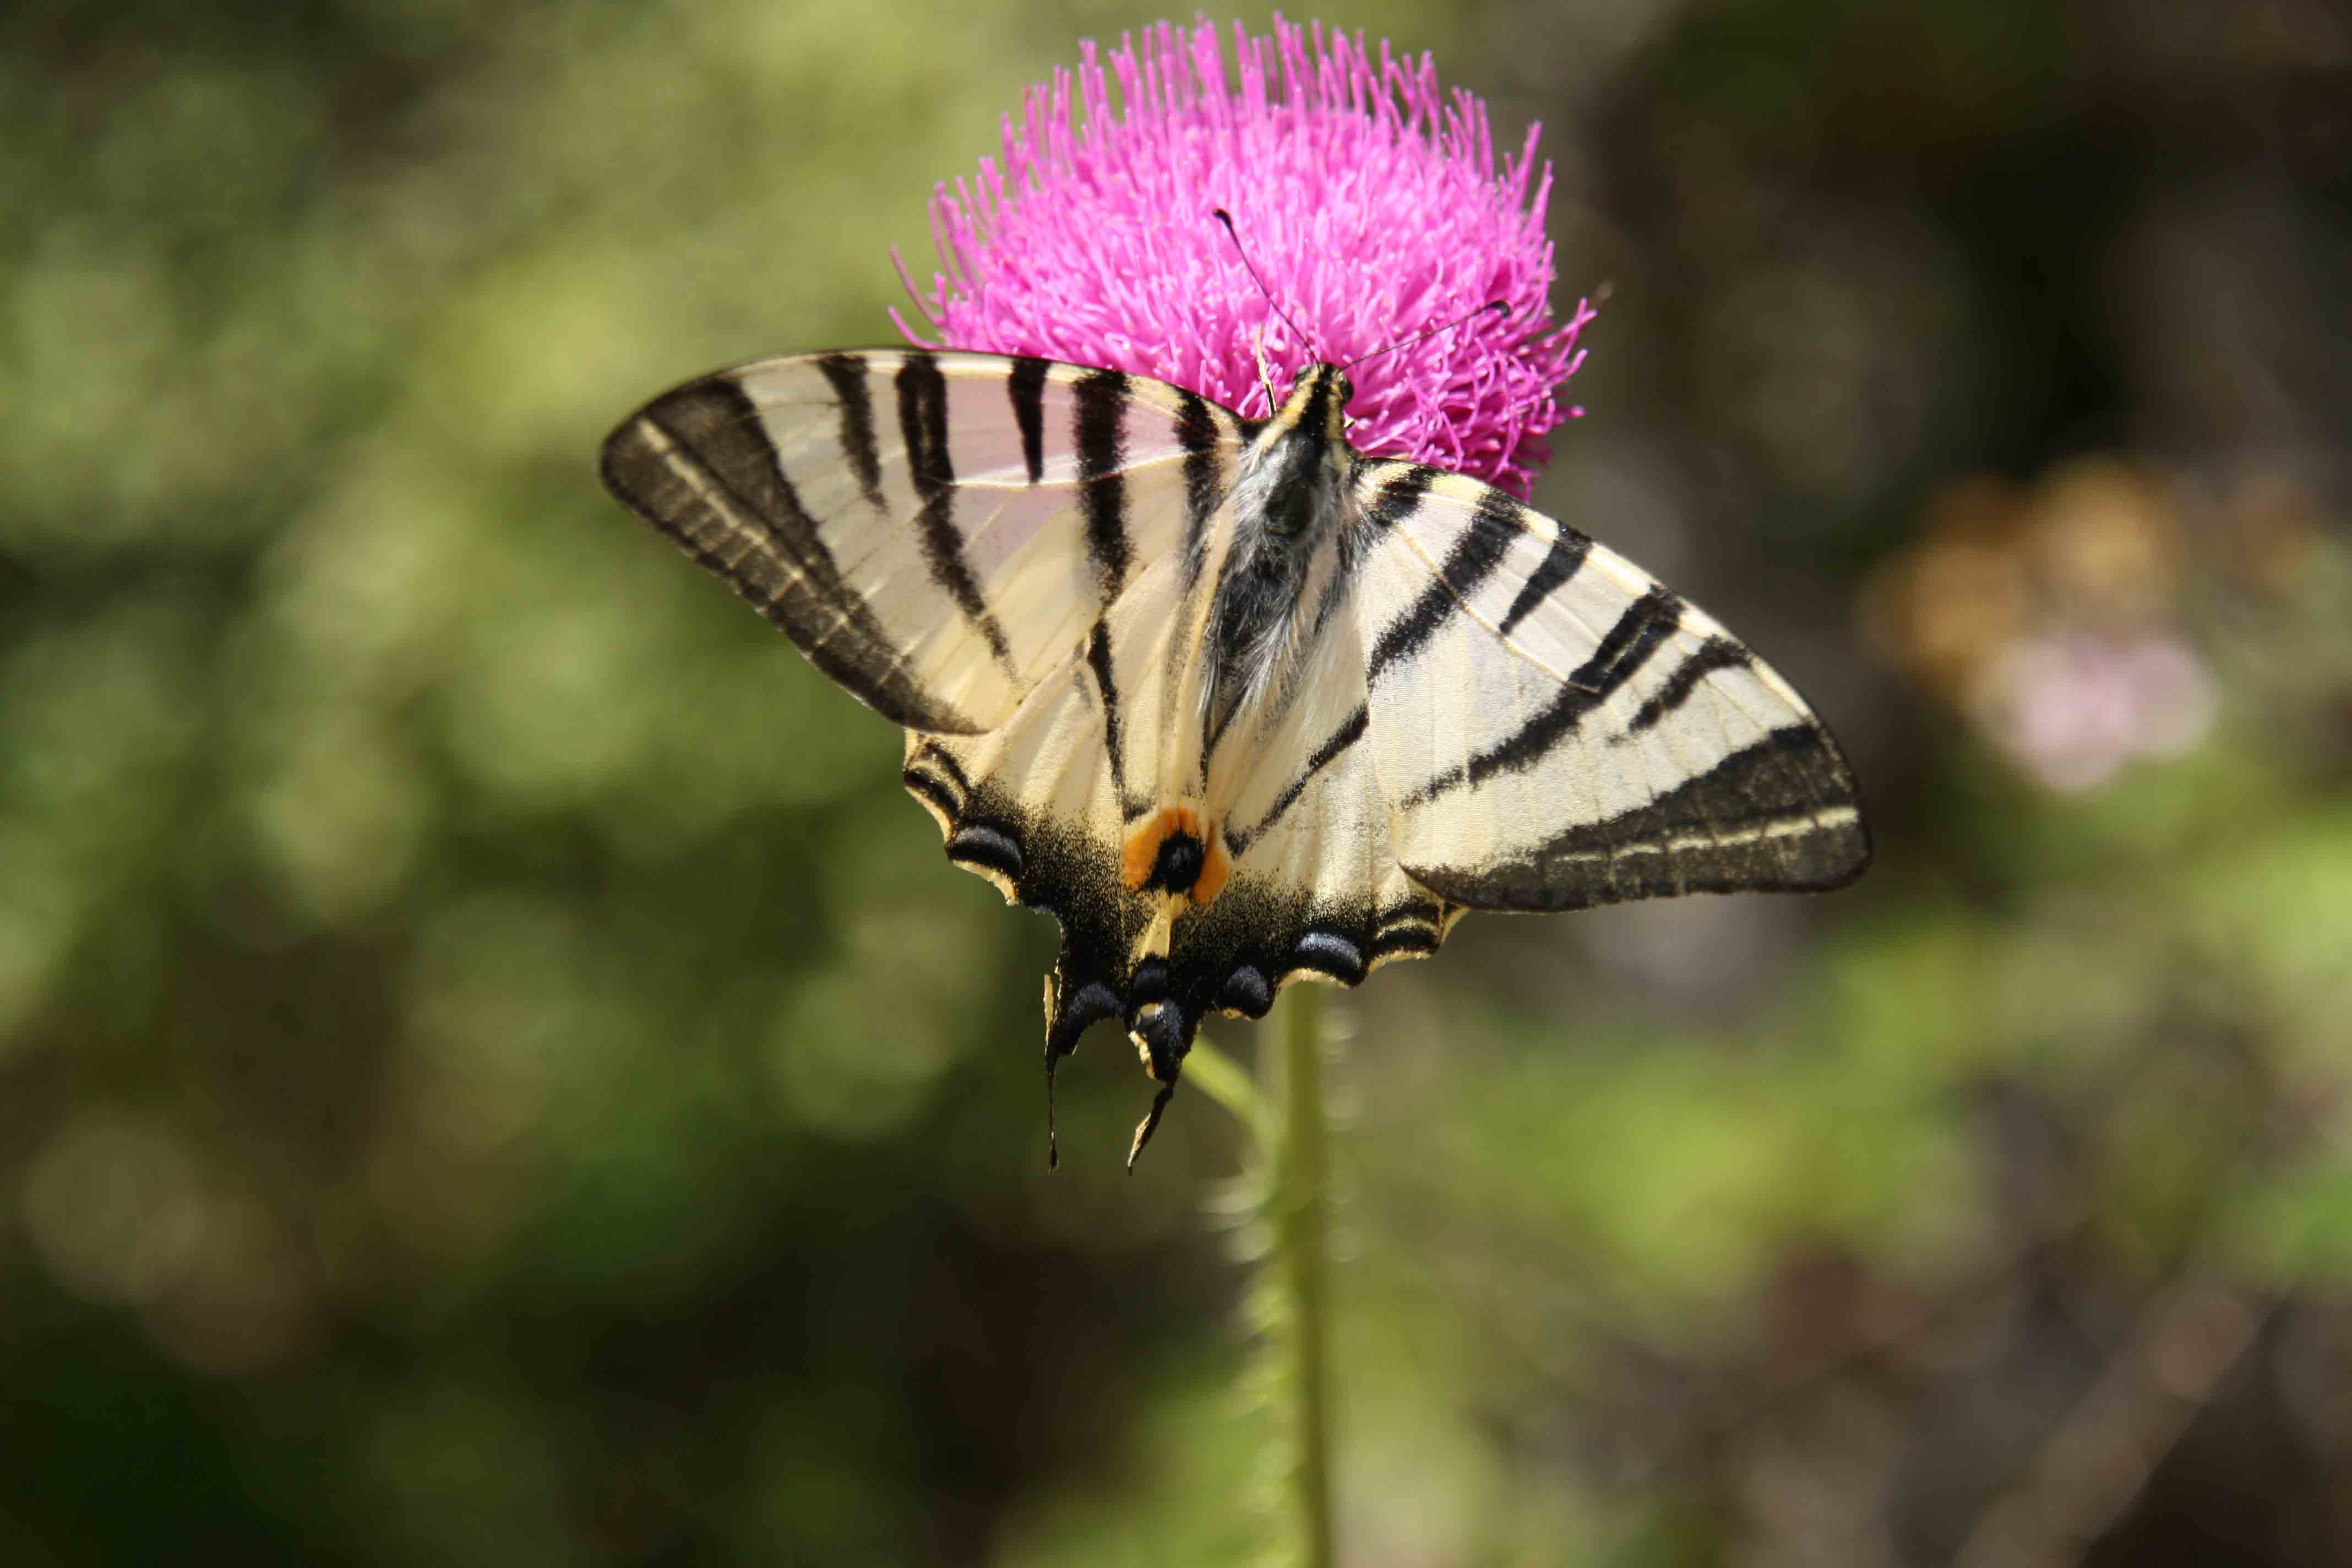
top-left (6, 0), bottom-right (2350, 1561)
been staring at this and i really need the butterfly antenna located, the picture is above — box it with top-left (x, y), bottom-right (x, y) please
top-left (1341, 301), bottom-right (1512, 374)
top-left (1212, 209), bottom-right (1322, 364)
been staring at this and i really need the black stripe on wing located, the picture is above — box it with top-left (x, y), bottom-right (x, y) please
top-left (1226, 703), bottom-right (1368, 857)
top-left (896, 353), bottom-right (1019, 679)
top-left (1623, 635), bottom-right (1754, 736)
top-left (1007, 356), bottom-right (1050, 485)
top-left (1402, 584), bottom-right (1685, 808)
top-left (815, 353), bottom-right (886, 511)
top-left (1365, 487), bottom-right (1522, 684)
top-left (1074, 370), bottom-right (1131, 600)
top-left (1360, 463), bottom-right (1439, 528)
top-left (1175, 389), bottom-right (1226, 594)
top-left (600, 377), bottom-right (978, 734)
top-left (1499, 526), bottom-right (1595, 636)
top-left (1370, 900), bottom-right (1447, 960)
top-left (1085, 619), bottom-right (1144, 821)
top-left (1409, 723), bottom-right (1871, 911)
top-left (901, 759), bottom-right (962, 822)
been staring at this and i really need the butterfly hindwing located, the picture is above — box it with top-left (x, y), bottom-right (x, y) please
top-left (1346, 461), bottom-right (1871, 911)
top-left (1200, 516), bottom-right (1466, 984)
top-left (600, 350), bottom-right (1246, 735)
top-left (901, 547), bottom-right (1204, 1066)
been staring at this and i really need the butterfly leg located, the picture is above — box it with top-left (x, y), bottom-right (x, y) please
top-left (1251, 326), bottom-right (1280, 420)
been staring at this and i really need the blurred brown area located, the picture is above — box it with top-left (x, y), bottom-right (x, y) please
top-left (2, 0), bottom-right (2348, 1562)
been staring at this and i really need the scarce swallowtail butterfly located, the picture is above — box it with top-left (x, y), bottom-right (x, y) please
top-left (601, 346), bottom-right (1871, 1164)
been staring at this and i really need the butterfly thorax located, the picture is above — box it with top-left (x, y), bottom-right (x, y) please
top-left (1202, 363), bottom-right (1358, 741)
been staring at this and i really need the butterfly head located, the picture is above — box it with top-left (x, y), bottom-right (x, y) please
top-left (1270, 362), bottom-right (1354, 445)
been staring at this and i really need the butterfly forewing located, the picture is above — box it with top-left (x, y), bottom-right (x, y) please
top-left (600, 350), bottom-right (1245, 735)
top-left (1343, 461), bottom-right (1870, 910)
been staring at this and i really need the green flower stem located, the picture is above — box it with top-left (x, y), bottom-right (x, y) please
top-left (1273, 980), bottom-right (1333, 1568)
top-left (1183, 1036), bottom-right (1272, 1149)
top-left (1189, 992), bottom-right (1336, 1567)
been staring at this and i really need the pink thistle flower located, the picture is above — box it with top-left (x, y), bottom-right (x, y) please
top-left (894, 15), bottom-right (1593, 499)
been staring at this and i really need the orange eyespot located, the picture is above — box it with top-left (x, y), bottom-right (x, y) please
top-left (1121, 807), bottom-right (1231, 907)
top-left (1193, 832), bottom-right (1232, 906)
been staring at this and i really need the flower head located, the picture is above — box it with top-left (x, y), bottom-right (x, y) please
top-left (895, 15), bottom-right (1592, 498)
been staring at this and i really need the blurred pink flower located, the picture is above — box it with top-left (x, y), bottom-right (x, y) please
top-left (1970, 629), bottom-right (2215, 794)
top-left (895, 15), bottom-right (1592, 498)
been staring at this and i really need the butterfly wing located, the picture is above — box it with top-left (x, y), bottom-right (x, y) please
top-left (901, 542), bottom-right (1200, 1076)
top-left (1346, 463), bottom-right (1871, 910)
top-left (600, 350), bottom-right (1242, 735)
top-left (605, 348), bottom-right (1256, 1131)
top-left (1193, 525), bottom-right (1464, 996)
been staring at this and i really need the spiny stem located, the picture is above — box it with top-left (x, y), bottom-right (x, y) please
top-left (1274, 981), bottom-right (1333, 1567)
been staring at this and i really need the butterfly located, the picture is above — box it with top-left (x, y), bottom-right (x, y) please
top-left (600, 347), bottom-right (1871, 1164)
